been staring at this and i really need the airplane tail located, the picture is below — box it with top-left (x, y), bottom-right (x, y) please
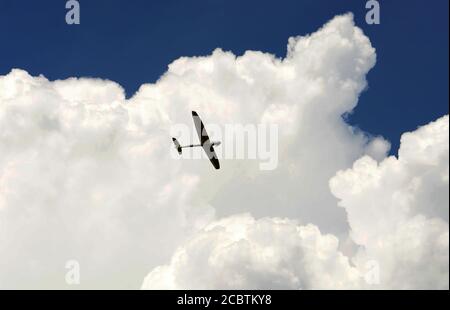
top-left (172, 138), bottom-right (182, 155)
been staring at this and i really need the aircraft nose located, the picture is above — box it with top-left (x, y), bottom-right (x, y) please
top-left (192, 111), bottom-right (198, 117)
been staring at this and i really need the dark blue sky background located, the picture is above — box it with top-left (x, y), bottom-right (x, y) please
top-left (0, 0), bottom-right (448, 153)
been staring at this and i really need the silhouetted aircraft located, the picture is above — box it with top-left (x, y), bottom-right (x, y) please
top-left (172, 111), bottom-right (221, 169)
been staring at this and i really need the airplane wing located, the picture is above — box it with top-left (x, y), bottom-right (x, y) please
top-left (209, 155), bottom-right (220, 170)
top-left (192, 111), bottom-right (210, 145)
top-left (192, 111), bottom-right (220, 169)
top-left (203, 142), bottom-right (220, 170)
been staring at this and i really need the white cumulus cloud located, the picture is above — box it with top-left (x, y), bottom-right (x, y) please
top-left (330, 115), bottom-right (449, 289)
top-left (142, 214), bottom-right (363, 289)
top-left (0, 13), bottom-right (447, 289)
top-left (142, 117), bottom-right (448, 290)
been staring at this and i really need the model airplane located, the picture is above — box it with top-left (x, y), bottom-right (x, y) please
top-left (172, 111), bottom-right (221, 169)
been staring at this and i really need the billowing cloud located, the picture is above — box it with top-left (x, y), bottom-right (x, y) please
top-left (0, 70), bottom-right (214, 288)
top-left (330, 115), bottom-right (449, 289)
top-left (142, 214), bottom-right (363, 289)
top-left (142, 117), bottom-right (448, 290)
top-left (0, 13), bottom-right (447, 289)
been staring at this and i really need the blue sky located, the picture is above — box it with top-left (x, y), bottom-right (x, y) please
top-left (0, 0), bottom-right (448, 153)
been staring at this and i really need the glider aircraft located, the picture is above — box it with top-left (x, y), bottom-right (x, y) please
top-left (172, 111), bottom-right (221, 169)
